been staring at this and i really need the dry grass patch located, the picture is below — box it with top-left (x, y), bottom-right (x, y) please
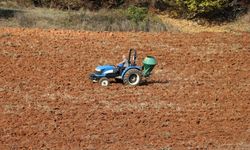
top-left (0, 7), bottom-right (171, 32)
top-left (159, 11), bottom-right (250, 33)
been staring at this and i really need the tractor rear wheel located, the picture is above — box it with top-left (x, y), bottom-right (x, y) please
top-left (123, 69), bottom-right (142, 86)
top-left (99, 77), bottom-right (109, 86)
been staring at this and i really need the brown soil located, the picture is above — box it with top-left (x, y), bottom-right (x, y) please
top-left (0, 28), bottom-right (250, 149)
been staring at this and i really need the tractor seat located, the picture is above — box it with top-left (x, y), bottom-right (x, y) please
top-left (117, 63), bottom-right (126, 74)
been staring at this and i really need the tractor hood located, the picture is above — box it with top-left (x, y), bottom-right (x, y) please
top-left (95, 65), bottom-right (117, 74)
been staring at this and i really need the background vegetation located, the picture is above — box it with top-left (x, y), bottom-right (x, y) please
top-left (1, 0), bottom-right (248, 21)
top-left (0, 0), bottom-right (249, 31)
top-left (0, 6), bottom-right (172, 32)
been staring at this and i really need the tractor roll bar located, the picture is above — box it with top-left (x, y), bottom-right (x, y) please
top-left (128, 48), bottom-right (137, 66)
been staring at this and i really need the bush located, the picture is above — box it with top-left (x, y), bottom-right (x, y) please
top-left (161, 0), bottom-right (248, 21)
top-left (125, 6), bottom-right (148, 24)
top-left (173, 0), bottom-right (231, 17)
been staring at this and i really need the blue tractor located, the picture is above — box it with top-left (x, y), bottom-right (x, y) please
top-left (89, 49), bottom-right (157, 86)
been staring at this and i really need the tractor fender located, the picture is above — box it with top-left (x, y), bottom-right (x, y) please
top-left (121, 66), bottom-right (142, 79)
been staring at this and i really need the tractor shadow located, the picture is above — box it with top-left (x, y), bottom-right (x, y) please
top-left (110, 79), bottom-right (170, 86)
top-left (140, 80), bottom-right (170, 86)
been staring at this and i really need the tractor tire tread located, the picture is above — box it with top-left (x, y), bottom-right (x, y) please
top-left (123, 69), bottom-right (142, 86)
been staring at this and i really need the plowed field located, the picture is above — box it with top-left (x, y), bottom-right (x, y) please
top-left (0, 28), bottom-right (250, 149)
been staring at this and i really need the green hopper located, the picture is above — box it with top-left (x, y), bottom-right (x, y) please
top-left (142, 56), bottom-right (157, 77)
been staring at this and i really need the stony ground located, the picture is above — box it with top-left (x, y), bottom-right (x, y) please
top-left (0, 28), bottom-right (249, 149)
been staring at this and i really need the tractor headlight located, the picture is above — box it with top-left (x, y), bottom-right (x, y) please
top-left (95, 68), bottom-right (101, 72)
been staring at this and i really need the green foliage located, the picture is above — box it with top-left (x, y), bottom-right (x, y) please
top-left (3, 0), bottom-right (247, 21)
top-left (162, 0), bottom-right (238, 18)
top-left (176, 0), bottom-right (228, 13)
top-left (125, 6), bottom-right (148, 24)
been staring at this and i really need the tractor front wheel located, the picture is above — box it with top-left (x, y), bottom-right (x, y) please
top-left (123, 69), bottom-right (142, 86)
top-left (99, 77), bottom-right (109, 86)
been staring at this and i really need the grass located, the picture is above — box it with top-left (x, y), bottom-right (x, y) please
top-left (159, 10), bottom-right (250, 33)
top-left (0, 7), bottom-right (172, 32)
